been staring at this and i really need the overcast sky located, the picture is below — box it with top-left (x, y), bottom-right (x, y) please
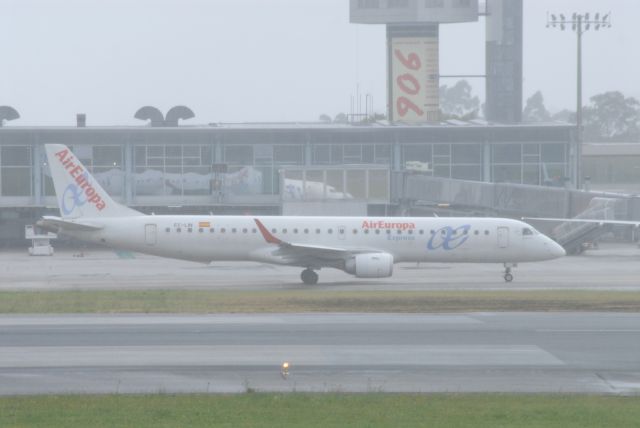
top-left (1, 0), bottom-right (637, 125)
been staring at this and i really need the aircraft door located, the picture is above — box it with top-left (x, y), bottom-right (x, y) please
top-left (497, 227), bottom-right (509, 248)
top-left (145, 224), bottom-right (157, 246)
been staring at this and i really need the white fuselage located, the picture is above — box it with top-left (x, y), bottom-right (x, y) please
top-left (62, 215), bottom-right (564, 266)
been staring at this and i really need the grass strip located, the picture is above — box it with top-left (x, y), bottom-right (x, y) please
top-left (0, 393), bottom-right (638, 428)
top-left (1, 290), bottom-right (640, 313)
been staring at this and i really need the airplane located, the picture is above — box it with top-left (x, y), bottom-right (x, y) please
top-left (38, 144), bottom-right (565, 285)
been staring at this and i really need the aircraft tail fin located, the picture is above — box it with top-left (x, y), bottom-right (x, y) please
top-left (44, 144), bottom-right (143, 219)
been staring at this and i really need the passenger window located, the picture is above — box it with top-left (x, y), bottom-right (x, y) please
top-left (165, 227), bottom-right (171, 233)
top-left (419, 230), bottom-right (424, 235)
top-left (474, 230), bottom-right (479, 235)
top-left (353, 229), bottom-right (358, 234)
top-left (188, 228), bottom-right (193, 233)
top-left (210, 228), bottom-right (215, 233)
top-left (316, 229), bottom-right (321, 234)
top-left (364, 229), bottom-right (370, 234)
top-left (293, 229), bottom-right (298, 234)
top-left (232, 228), bottom-right (237, 234)
top-left (282, 229), bottom-right (287, 234)
top-left (304, 229), bottom-right (309, 234)
top-left (252, 228), bottom-right (257, 234)
top-left (198, 228), bottom-right (204, 233)
top-left (397, 230), bottom-right (402, 235)
top-left (328, 229), bottom-right (333, 234)
top-left (221, 228), bottom-right (226, 233)
top-left (375, 229), bottom-right (381, 235)
top-left (243, 228), bottom-right (248, 234)
top-left (271, 228), bottom-right (277, 234)
top-left (484, 230), bottom-right (490, 235)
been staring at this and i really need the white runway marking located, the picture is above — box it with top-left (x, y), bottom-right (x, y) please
top-left (0, 345), bottom-right (563, 368)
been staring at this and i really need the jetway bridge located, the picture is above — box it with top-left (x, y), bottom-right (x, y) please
top-left (395, 174), bottom-right (640, 252)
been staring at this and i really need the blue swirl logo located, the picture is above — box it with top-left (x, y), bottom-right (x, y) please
top-left (427, 225), bottom-right (471, 251)
top-left (61, 183), bottom-right (87, 216)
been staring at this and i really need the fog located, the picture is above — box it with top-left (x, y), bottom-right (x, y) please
top-left (1, 0), bottom-right (637, 125)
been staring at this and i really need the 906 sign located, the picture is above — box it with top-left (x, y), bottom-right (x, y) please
top-left (394, 49), bottom-right (424, 118)
top-left (390, 37), bottom-right (439, 123)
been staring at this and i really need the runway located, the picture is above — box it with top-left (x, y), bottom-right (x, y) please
top-left (2, 243), bottom-right (640, 291)
top-left (1, 313), bottom-right (639, 395)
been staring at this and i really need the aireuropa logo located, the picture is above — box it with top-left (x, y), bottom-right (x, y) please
top-left (362, 220), bottom-right (416, 231)
top-left (55, 149), bottom-right (106, 215)
top-left (427, 225), bottom-right (471, 251)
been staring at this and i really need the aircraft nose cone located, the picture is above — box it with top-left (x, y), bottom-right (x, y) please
top-left (549, 240), bottom-right (566, 258)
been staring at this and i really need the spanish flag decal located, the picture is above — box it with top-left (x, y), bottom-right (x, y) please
top-left (199, 221), bottom-right (211, 228)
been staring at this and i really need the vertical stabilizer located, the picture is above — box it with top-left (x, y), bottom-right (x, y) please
top-left (44, 144), bottom-right (143, 219)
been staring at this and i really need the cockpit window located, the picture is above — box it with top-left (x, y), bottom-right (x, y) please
top-left (523, 228), bottom-right (534, 236)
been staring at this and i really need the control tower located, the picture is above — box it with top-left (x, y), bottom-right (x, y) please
top-left (350, 0), bottom-right (479, 124)
top-left (350, 0), bottom-right (524, 124)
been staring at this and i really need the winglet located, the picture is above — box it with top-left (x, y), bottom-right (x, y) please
top-left (254, 219), bottom-right (283, 245)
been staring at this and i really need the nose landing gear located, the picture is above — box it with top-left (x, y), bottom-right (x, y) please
top-left (301, 268), bottom-right (319, 285)
top-left (503, 263), bottom-right (517, 282)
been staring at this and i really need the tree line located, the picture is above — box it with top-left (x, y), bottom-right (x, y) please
top-left (319, 80), bottom-right (640, 142)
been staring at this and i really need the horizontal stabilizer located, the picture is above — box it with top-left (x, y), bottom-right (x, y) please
top-left (37, 216), bottom-right (103, 232)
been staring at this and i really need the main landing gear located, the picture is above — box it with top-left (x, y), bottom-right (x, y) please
top-left (503, 263), bottom-right (517, 283)
top-left (301, 268), bottom-right (319, 285)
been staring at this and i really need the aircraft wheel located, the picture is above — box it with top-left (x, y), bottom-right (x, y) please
top-left (301, 269), bottom-right (318, 285)
top-left (504, 273), bottom-right (514, 283)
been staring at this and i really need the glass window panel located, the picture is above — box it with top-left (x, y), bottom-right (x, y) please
top-left (331, 145), bottom-right (343, 164)
top-left (523, 164), bottom-right (541, 185)
top-left (182, 166), bottom-right (211, 196)
top-left (148, 146), bottom-right (164, 157)
top-left (542, 163), bottom-right (567, 186)
top-left (326, 169), bottom-right (344, 193)
top-left (134, 167), bottom-right (164, 196)
top-left (166, 146), bottom-right (182, 158)
top-left (541, 144), bottom-right (566, 163)
top-left (1, 167), bottom-right (31, 196)
top-left (1, 146), bottom-right (31, 166)
top-left (433, 165), bottom-right (451, 178)
top-left (362, 145), bottom-right (375, 163)
top-left (493, 144), bottom-right (522, 163)
top-left (274, 145), bottom-right (303, 165)
top-left (452, 165), bottom-right (482, 181)
top-left (375, 144), bottom-right (391, 163)
top-left (135, 146), bottom-right (147, 166)
top-left (523, 144), bottom-right (540, 155)
top-left (254, 145), bottom-right (273, 164)
top-left (346, 170), bottom-right (366, 199)
top-left (183, 145), bottom-right (200, 157)
top-left (313, 145), bottom-right (330, 164)
top-left (93, 146), bottom-right (122, 167)
top-left (493, 165), bottom-right (522, 183)
top-left (452, 144), bottom-right (482, 164)
top-left (368, 169), bottom-right (389, 200)
top-left (225, 145), bottom-right (253, 164)
top-left (402, 144), bottom-right (432, 164)
top-left (434, 144), bottom-right (450, 156)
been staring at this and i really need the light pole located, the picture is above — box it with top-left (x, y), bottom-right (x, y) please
top-left (546, 12), bottom-right (612, 189)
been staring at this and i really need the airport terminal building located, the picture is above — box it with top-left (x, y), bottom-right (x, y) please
top-left (0, 122), bottom-right (575, 241)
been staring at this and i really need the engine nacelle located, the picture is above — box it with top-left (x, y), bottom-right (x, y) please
top-left (344, 253), bottom-right (394, 278)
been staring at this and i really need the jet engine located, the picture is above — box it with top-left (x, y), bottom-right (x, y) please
top-left (344, 253), bottom-right (394, 278)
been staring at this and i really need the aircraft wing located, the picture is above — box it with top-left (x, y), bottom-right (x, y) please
top-left (37, 216), bottom-right (104, 232)
top-left (253, 218), bottom-right (379, 266)
top-left (523, 217), bottom-right (640, 227)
